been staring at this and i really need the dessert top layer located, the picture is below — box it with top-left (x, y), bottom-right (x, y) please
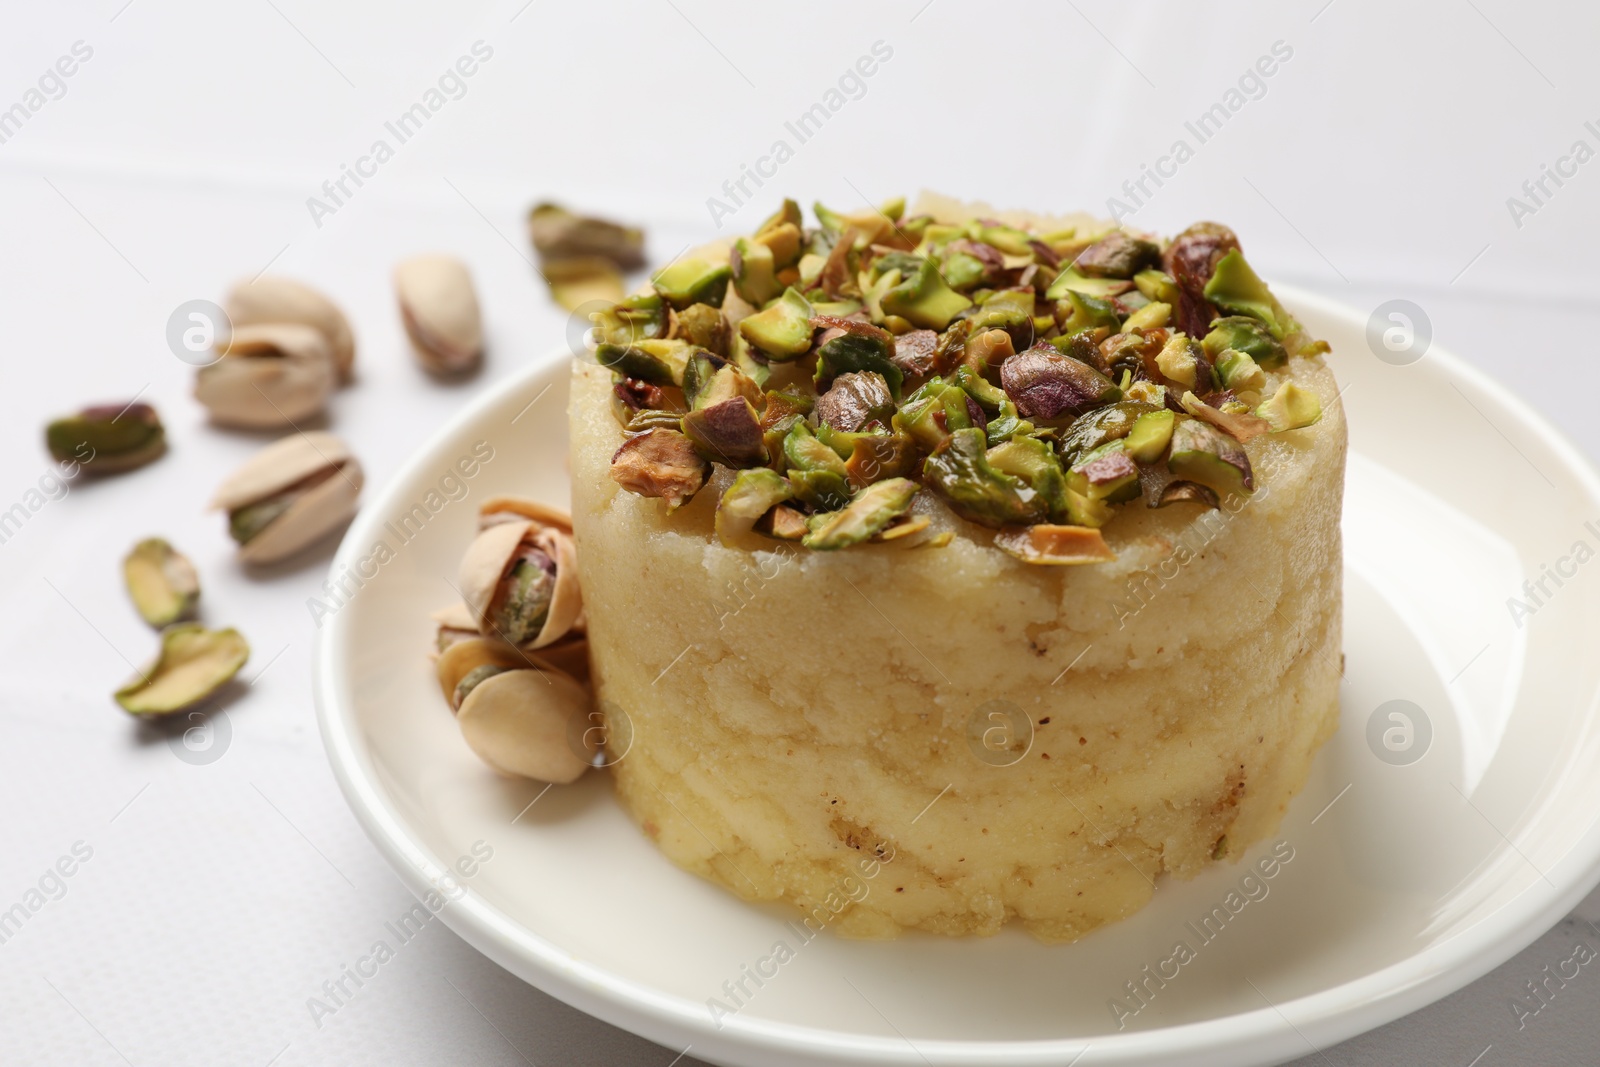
top-left (590, 195), bottom-right (1331, 564)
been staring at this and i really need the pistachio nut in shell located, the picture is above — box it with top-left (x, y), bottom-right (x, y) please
top-left (212, 431), bottom-right (363, 564)
top-left (436, 636), bottom-right (532, 710)
top-left (45, 402), bottom-right (166, 474)
top-left (477, 495), bottom-right (574, 534)
top-left (123, 538), bottom-right (200, 628)
top-left (432, 601), bottom-right (480, 654)
top-left (114, 624), bottom-right (249, 716)
top-left (194, 322), bottom-right (336, 428)
top-left (456, 668), bottom-right (594, 783)
top-left (224, 275), bottom-right (356, 381)
top-left (458, 520), bottom-right (581, 650)
top-left (394, 254), bottom-right (484, 374)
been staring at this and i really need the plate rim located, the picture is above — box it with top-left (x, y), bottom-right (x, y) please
top-left (313, 287), bottom-right (1600, 1066)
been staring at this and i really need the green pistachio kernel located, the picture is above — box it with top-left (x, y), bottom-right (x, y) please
top-left (595, 338), bottom-right (693, 386)
top-left (881, 258), bottom-right (973, 331)
top-left (1055, 289), bottom-right (1122, 338)
top-left (651, 258), bottom-right (732, 309)
top-left (921, 427), bottom-right (1047, 528)
top-left (802, 478), bottom-right (920, 550)
top-left (1213, 348), bottom-right (1266, 394)
top-left (813, 319), bottom-right (902, 397)
top-left (1202, 315), bottom-right (1288, 370)
top-left (986, 435), bottom-right (1069, 522)
top-left (1133, 269), bottom-right (1179, 304)
top-left (1124, 409), bottom-right (1176, 463)
top-left (739, 287), bottom-right (815, 360)
top-left (731, 237), bottom-right (781, 306)
top-left (1255, 382), bottom-right (1323, 431)
top-left (1066, 440), bottom-right (1141, 504)
top-left (1167, 416), bottom-right (1254, 497)
top-left (1073, 231), bottom-right (1161, 279)
top-left (1202, 249), bottom-right (1290, 338)
top-left (716, 468), bottom-right (797, 544)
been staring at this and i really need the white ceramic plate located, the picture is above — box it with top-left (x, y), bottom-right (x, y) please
top-left (314, 289), bottom-right (1600, 1067)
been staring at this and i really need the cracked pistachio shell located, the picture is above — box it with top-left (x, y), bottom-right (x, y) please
top-left (195, 323), bottom-right (336, 428)
top-left (456, 668), bottom-right (594, 783)
top-left (458, 521), bottom-right (581, 651)
top-left (432, 601), bottom-right (481, 654)
top-left (225, 275), bottom-right (356, 381)
top-left (45, 402), bottom-right (166, 474)
top-left (123, 538), bottom-right (200, 628)
top-left (211, 432), bottom-right (363, 564)
top-left (394, 255), bottom-right (484, 374)
top-left (114, 624), bottom-right (249, 716)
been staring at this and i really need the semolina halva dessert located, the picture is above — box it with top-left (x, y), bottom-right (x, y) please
top-left (569, 193), bottom-right (1345, 942)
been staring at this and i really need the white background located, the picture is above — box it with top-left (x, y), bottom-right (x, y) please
top-left (3, 0), bottom-right (1600, 1064)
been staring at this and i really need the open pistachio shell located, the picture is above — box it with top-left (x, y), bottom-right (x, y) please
top-left (211, 432), bottom-right (363, 564)
top-left (456, 668), bottom-right (594, 783)
top-left (114, 624), bottom-right (249, 716)
top-left (458, 520), bottom-right (582, 651)
top-left (432, 602), bottom-right (480, 654)
top-left (394, 255), bottom-right (483, 374)
top-left (123, 538), bottom-right (200, 628)
top-left (225, 276), bottom-right (356, 381)
top-left (435, 636), bottom-right (533, 710)
top-left (194, 323), bottom-right (336, 428)
top-left (477, 495), bottom-right (574, 533)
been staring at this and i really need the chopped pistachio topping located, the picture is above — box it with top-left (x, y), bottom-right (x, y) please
top-left (595, 198), bottom-right (1329, 558)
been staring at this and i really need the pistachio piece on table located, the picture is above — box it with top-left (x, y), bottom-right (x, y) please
top-left (609, 428), bottom-right (711, 509)
top-left (1073, 231), bottom-right (1161, 279)
top-left (543, 255), bottom-right (624, 312)
top-left (211, 431), bottom-right (363, 564)
top-left (527, 202), bottom-right (645, 270)
top-left (114, 623), bottom-right (249, 716)
top-left (921, 428), bottom-right (1047, 529)
top-left (45, 402), bottom-right (166, 474)
top-left (225, 275), bottom-right (356, 381)
top-left (716, 468), bottom-right (796, 544)
top-left (1168, 416), bottom-right (1254, 498)
top-left (1178, 390), bottom-right (1271, 442)
top-left (1255, 382), bottom-right (1323, 432)
top-left (738, 287), bottom-right (814, 360)
top-left (880, 257), bottom-right (972, 331)
top-left (194, 323), bottom-right (336, 428)
top-left (652, 258), bottom-right (732, 310)
top-left (456, 668), bottom-right (594, 783)
top-left (802, 477), bottom-right (919, 550)
top-left (1000, 342), bottom-right (1122, 422)
top-left (993, 523), bottom-right (1116, 565)
top-left (1154, 480), bottom-right (1221, 509)
top-left (123, 538), bottom-right (199, 628)
top-left (459, 520), bottom-right (581, 650)
top-left (394, 254), bottom-right (484, 374)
